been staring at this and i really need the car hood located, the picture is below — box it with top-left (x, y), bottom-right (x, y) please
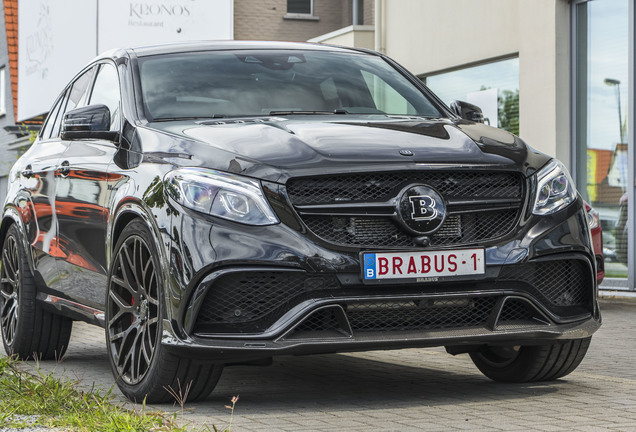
top-left (142, 116), bottom-right (549, 182)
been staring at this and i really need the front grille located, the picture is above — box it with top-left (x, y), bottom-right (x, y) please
top-left (285, 171), bottom-right (524, 249)
top-left (302, 210), bottom-right (517, 248)
top-left (499, 259), bottom-right (592, 309)
top-left (286, 171), bottom-right (522, 205)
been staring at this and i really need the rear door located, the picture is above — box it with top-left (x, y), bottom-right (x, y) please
top-left (18, 69), bottom-right (94, 294)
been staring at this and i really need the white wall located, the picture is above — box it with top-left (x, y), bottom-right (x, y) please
top-left (18, 0), bottom-right (233, 121)
top-left (380, 0), bottom-right (570, 161)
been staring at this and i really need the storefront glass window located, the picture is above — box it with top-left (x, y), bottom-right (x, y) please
top-left (421, 58), bottom-right (519, 135)
top-left (575, 0), bottom-right (628, 278)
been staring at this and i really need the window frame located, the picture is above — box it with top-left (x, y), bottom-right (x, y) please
top-left (87, 62), bottom-right (123, 133)
top-left (285, 0), bottom-right (317, 20)
top-left (0, 66), bottom-right (6, 117)
top-left (570, 0), bottom-right (635, 290)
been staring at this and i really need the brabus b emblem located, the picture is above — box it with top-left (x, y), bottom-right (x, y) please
top-left (409, 195), bottom-right (438, 221)
top-left (397, 185), bottom-right (446, 234)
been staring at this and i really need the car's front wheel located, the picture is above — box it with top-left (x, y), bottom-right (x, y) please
top-left (106, 219), bottom-right (223, 403)
top-left (469, 337), bottom-right (591, 382)
top-left (1, 224), bottom-right (72, 359)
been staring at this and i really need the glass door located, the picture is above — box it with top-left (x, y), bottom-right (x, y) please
top-left (573, 0), bottom-right (629, 283)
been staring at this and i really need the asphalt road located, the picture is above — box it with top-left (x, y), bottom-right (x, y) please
top-left (5, 301), bottom-right (636, 431)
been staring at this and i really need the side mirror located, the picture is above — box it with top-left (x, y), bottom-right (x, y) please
top-left (61, 104), bottom-right (119, 141)
top-left (450, 100), bottom-right (485, 123)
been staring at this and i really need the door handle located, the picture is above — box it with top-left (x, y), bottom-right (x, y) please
top-left (21, 165), bottom-right (34, 178)
top-left (58, 160), bottom-right (70, 177)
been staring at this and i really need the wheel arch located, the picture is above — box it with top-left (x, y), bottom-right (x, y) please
top-left (0, 207), bottom-right (36, 273)
top-left (107, 199), bottom-right (175, 322)
top-left (108, 199), bottom-right (169, 269)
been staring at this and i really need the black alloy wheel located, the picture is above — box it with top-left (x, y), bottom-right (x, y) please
top-left (1, 224), bottom-right (72, 359)
top-left (0, 233), bottom-right (20, 348)
top-left (106, 220), bottom-right (223, 403)
top-left (469, 337), bottom-right (591, 382)
top-left (107, 227), bottom-right (161, 385)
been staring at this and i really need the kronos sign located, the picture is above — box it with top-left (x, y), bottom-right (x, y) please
top-left (18, 0), bottom-right (233, 121)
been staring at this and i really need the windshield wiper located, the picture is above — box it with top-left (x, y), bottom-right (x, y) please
top-left (268, 109), bottom-right (349, 116)
top-left (152, 114), bottom-right (227, 122)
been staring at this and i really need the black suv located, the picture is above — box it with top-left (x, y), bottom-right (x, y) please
top-left (1, 41), bottom-right (600, 403)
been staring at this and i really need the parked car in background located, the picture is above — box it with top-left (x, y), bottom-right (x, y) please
top-left (585, 201), bottom-right (604, 284)
top-left (0, 41), bottom-right (601, 403)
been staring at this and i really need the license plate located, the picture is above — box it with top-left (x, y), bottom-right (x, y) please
top-left (362, 248), bottom-right (485, 280)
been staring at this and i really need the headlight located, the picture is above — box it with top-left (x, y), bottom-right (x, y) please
top-left (533, 160), bottom-right (577, 215)
top-left (165, 168), bottom-right (279, 226)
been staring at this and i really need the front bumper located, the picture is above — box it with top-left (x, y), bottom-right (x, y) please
top-left (163, 288), bottom-right (600, 362)
top-left (163, 193), bottom-right (600, 363)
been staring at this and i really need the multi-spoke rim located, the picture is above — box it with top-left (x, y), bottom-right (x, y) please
top-left (1, 234), bottom-right (20, 347)
top-left (108, 235), bottom-right (160, 385)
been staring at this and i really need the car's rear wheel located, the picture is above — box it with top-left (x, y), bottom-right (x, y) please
top-left (469, 337), bottom-right (591, 382)
top-left (106, 219), bottom-right (223, 403)
top-left (1, 224), bottom-right (72, 360)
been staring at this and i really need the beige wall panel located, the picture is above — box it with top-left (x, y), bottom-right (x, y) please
top-left (381, 0), bottom-right (519, 73)
top-left (312, 26), bottom-right (375, 49)
top-left (518, 0), bottom-right (569, 160)
top-left (382, 0), bottom-right (570, 161)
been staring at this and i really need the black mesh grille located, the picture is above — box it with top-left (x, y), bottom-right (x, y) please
top-left (285, 171), bottom-right (524, 249)
top-left (302, 210), bottom-right (518, 248)
top-left (499, 260), bottom-right (592, 308)
top-left (285, 308), bottom-right (349, 339)
top-left (346, 297), bottom-right (496, 332)
top-left (498, 299), bottom-right (537, 322)
top-left (194, 272), bottom-right (340, 333)
top-left (295, 308), bottom-right (342, 332)
top-left (286, 171), bottom-right (522, 205)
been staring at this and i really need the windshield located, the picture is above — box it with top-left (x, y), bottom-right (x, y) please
top-left (137, 49), bottom-right (441, 120)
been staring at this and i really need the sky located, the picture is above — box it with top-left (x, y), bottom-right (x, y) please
top-left (585, 0), bottom-right (628, 150)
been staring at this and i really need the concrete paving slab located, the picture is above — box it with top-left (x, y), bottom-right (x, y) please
top-left (3, 302), bottom-right (635, 431)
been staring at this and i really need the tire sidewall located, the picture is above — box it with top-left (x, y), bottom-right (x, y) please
top-left (1, 224), bottom-right (36, 357)
top-left (105, 219), bottom-right (168, 401)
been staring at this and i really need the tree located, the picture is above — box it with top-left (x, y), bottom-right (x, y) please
top-left (498, 89), bottom-right (519, 136)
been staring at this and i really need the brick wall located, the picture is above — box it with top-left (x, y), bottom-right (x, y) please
top-left (234, 0), bottom-right (356, 41)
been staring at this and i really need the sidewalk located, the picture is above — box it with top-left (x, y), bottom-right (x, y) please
top-left (598, 288), bottom-right (636, 304)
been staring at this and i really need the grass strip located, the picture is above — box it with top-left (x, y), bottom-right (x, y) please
top-left (0, 356), bottom-right (234, 432)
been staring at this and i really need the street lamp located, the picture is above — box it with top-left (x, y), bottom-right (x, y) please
top-left (604, 77), bottom-right (623, 144)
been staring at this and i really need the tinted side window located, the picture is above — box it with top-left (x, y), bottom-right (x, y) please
top-left (40, 92), bottom-right (66, 140)
top-left (51, 91), bottom-right (70, 139)
top-left (49, 69), bottom-right (93, 139)
top-left (89, 63), bottom-right (121, 131)
top-left (66, 70), bottom-right (93, 113)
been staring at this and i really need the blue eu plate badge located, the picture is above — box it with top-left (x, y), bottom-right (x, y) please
top-left (364, 253), bottom-right (377, 279)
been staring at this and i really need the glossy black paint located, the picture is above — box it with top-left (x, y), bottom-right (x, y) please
top-left (1, 41), bottom-right (600, 363)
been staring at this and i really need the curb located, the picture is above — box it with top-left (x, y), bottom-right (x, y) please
top-left (598, 289), bottom-right (636, 304)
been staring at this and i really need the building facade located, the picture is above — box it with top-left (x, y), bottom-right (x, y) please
top-left (234, 0), bottom-right (374, 42)
top-left (3, 0), bottom-right (632, 289)
top-left (374, 0), bottom-right (634, 290)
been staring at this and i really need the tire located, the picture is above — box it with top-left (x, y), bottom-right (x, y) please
top-left (469, 337), bottom-right (591, 382)
top-left (106, 219), bottom-right (223, 403)
top-left (0, 224), bottom-right (73, 360)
